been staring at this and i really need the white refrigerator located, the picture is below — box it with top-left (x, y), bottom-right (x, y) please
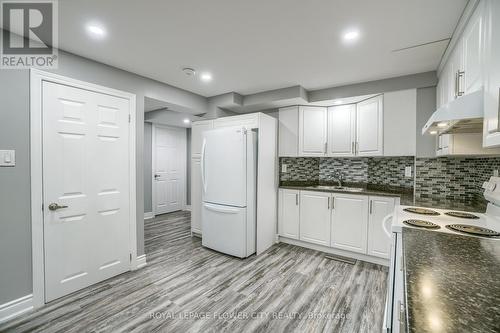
top-left (200, 126), bottom-right (257, 258)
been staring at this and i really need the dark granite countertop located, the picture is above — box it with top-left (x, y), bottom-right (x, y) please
top-left (402, 228), bottom-right (500, 333)
top-left (279, 181), bottom-right (413, 201)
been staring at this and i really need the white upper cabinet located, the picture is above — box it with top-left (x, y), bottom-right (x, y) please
top-left (383, 89), bottom-right (416, 156)
top-left (330, 194), bottom-right (369, 254)
top-left (356, 95), bottom-right (384, 156)
top-left (278, 189), bottom-right (300, 239)
top-left (278, 106), bottom-right (299, 157)
top-left (191, 120), bottom-right (213, 158)
top-left (299, 106), bottom-right (328, 156)
top-left (327, 104), bottom-right (356, 156)
top-left (299, 191), bottom-right (331, 246)
top-left (462, 5), bottom-right (483, 94)
top-left (483, 0), bottom-right (500, 147)
top-left (367, 196), bottom-right (395, 259)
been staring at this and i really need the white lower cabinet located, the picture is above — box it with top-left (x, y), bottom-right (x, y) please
top-left (279, 189), bottom-right (397, 262)
top-left (278, 189), bottom-right (300, 239)
top-left (330, 194), bottom-right (369, 254)
top-left (299, 191), bottom-right (331, 246)
top-left (367, 196), bottom-right (395, 259)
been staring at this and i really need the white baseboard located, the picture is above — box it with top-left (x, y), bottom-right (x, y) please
top-left (0, 294), bottom-right (34, 324)
top-left (135, 254), bottom-right (147, 269)
top-left (144, 212), bottom-right (154, 220)
top-left (279, 237), bottom-right (389, 267)
top-left (183, 205), bottom-right (192, 211)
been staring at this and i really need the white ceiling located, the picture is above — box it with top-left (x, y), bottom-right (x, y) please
top-left (58, 0), bottom-right (467, 97)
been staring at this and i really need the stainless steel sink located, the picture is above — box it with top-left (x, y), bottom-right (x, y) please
top-left (309, 185), bottom-right (364, 192)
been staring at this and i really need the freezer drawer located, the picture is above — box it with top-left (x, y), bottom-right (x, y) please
top-left (201, 202), bottom-right (255, 258)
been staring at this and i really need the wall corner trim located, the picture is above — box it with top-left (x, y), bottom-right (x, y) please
top-left (0, 294), bottom-right (34, 324)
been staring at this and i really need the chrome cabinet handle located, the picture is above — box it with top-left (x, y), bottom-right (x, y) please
top-left (48, 203), bottom-right (68, 211)
top-left (457, 70), bottom-right (465, 97)
top-left (454, 71), bottom-right (459, 98)
top-left (327, 197), bottom-right (330, 210)
top-left (331, 196), bottom-right (335, 210)
top-left (296, 193), bottom-right (299, 205)
top-left (369, 200), bottom-right (373, 214)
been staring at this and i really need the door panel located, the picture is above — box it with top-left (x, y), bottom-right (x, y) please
top-left (153, 126), bottom-right (186, 214)
top-left (299, 106), bottom-right (327, 156)
top-left (201, 203), bottom-right (248, 258)
top-left (357, 96), bottom-right (383, 156)
top-left (278, 189), bottom-right (300, 239)
top-left (191, 158), bottom-right (202, 234)
top-left (368, 196), bottom-right (395, 259)
top-left (43, 81), bottom-right (130, 302)
top-left (299, 191), bottom-right (330, 246)
top-left (327, 104), bottom-right (356, 156)
top-left (202, 127), bottom-right (247, 207)
top-left (331, 194), bottom-right (369, 254)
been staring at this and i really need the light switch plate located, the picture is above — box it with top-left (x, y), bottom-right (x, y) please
top-left (281, 164), bottom-right (288, 173)
top-left (405, 166), bottom-right (412, 178)
top-left (0, 150), bottom-right (15, 167)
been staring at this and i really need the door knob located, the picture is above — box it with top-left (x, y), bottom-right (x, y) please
top-left (154, 174), bottom-right (160, 179)
top-left (48, 203), bottom-right (68, 211)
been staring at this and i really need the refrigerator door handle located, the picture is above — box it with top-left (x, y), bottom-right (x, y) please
top-left (203, 203), bottom-right (239, 214)
top-left (201, 138), bottom-right (207, 193)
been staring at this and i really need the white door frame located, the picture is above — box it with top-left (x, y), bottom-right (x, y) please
top-left (151, 124), bottom-right (187, 215)
top-left (30, 69), bottom-right (138, 309)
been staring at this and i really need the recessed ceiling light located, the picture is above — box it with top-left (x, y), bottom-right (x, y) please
top-left (86, 24), bottom-right (106, 39)
top-left (200, 73), bottom-right (212, 82)
top-left (343, 29), bottom-right (360, 42)
top-left (437, 122), bottom-right (448, 128)
top-left (333, 100), bottom-right (343, 105)
top-left (429, 130), bottom-right (438, 135)
top-left (183, 118), bottom-right (190, 124)
top-left (182, 68), bottom-right (196, 76)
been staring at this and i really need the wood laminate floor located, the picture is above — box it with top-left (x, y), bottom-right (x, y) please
top-left (0, 211), bottom-right (388, 333)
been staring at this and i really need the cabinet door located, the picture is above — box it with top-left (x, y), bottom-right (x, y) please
top-left (383, 90), bottom-right (416, 157)
top-left (299, 191), bottom-right (331, 246)
top-left (327, 104), bottom-right (356, 156)
top-left (367, 196), bottom-right (395, 259)
top-left (356, 96), bottom-right (383, 156)
top-left (462, 5), bottom-right (483, 94)
top-left (191, 120), bottom-right (213, 158)
top-left (448, 40), bottom-right (464, 101)
top-left (483, 0), bottom-right (500, 147)
top-left (191, 158), bottom-right (202, 234)
top-left (279, 106), bottom-right (299, 157)
top-left (299, 106), bottom-right (327, 156)
top-left (278, 189), bottom-right (300, 239)
top-left (213, 113), bottom-right (259, 129)
top-left (331, 194), bottom-right (369, 254)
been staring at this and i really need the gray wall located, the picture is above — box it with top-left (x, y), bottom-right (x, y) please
top-left (416, 87), bottom-right (437, 158)
top-left (144, 123), bottom-right (153, 213)
top-left (0, 49), bottom-right (207, 305)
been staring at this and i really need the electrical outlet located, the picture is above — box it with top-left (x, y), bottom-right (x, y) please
top-left (281, 164), bottom-right (288, 173)
top-left (494, 169), bottom-right (499, 177)
top-left (405, 166), bottom-right (412, 178)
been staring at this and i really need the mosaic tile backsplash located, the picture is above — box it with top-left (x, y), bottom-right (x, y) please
top-left (280, 156), bottom-right (500, 203)
top-left (415, 157), bottom-right (500, 202)
top-left (280, 156), bottom-right (415, 189)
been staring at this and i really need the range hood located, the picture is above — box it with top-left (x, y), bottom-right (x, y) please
top-left (422, 89), bottom-right (483, 135)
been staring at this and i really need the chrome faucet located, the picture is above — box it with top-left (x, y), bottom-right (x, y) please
top-left (333, 171), bottom-right (343, 187)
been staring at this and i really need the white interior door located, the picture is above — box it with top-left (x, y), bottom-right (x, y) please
top-left (43, 81), bottom-right (131, 302)
top-left (153, 125), bottom-right (186, 215)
